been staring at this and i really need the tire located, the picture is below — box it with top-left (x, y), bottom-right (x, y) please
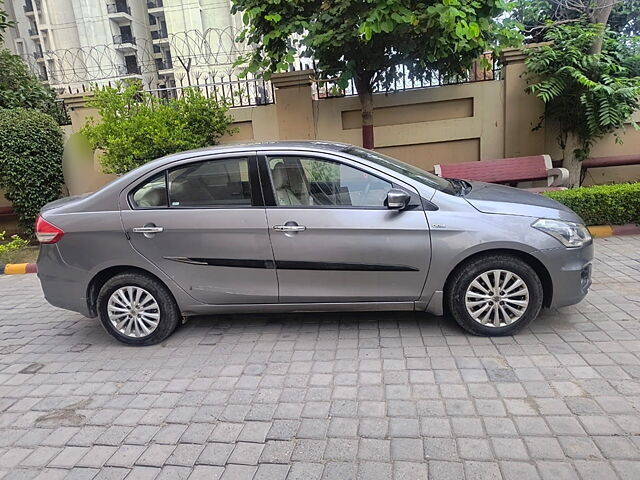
top-left (446, 254), bottom-right (543, 336)
top-left (97, 272), bottom-right (180, 346)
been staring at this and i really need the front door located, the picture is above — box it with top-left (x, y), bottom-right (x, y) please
top-left (261, 152), bottom-right (431, 303)
top-left (120, 154), bottom-right (278, 305)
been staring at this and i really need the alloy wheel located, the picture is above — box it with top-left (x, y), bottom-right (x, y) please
top-left (464, 269), bottom-right (530, 327)
top-left (107, 286), bottom-right (160, 338)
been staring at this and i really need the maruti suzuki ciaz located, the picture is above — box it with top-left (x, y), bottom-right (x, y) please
top-left (36, 142), bottom-right (593, 345)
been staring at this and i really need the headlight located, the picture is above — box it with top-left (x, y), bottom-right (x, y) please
top-left (532, 218), bottom-right (591, 248)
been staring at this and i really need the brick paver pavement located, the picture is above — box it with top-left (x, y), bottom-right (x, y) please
top-left (0, 235), bottom-right (639, 479)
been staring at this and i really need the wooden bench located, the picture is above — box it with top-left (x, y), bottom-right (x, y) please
top-left (433, 155), bottom-right (569, 192)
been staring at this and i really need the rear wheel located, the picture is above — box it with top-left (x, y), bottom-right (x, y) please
top-left (97, 272), bottom-right (180, 346)
top-left (446, 254), bottom-right (543, 336)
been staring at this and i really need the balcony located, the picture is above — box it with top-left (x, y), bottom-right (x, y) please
top-left (147, 0), bottom-right (163, 10)
top-left (32, 50), bottom-right (44, 61)
top-left (156, 57), bottom-right (173, 72)
top-left (117, 64), bottom-right (141, 76)
top-left (23, 1), bottom-right (35, 15)
top-left (151, 28), bottom-right (168, 43)
top-left (28, 27), bottom-right (39, 37)
top-left (107, 2), bottom-right (132, 23)
top-left (113, 34), bottom-right (136, 51)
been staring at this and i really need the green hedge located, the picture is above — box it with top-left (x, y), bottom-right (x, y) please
top-left (0, 108), bottom-right (64, 235)
top-left (544, 183), bottom-right (640, 226)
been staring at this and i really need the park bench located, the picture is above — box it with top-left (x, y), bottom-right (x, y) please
top-left (433, 154), bottom-right (569, 192)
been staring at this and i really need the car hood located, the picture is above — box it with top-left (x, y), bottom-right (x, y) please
top-left (463, 181), bottom-right (583, 223)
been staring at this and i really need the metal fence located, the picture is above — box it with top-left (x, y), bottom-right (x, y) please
top-left (54, 99), bottom-right (71, 126)
top-left (146, 72), bottom-right (274, 107)
top-left (314, 55), bottom-right (501, 99)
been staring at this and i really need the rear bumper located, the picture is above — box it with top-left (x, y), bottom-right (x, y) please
top-left (532, 241), bottom-right (594, 308)
top-left (37, 244), bottom-right (92, 317)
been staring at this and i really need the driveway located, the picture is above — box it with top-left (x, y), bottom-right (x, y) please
top-left (0, 235), bottom-right (639, 480)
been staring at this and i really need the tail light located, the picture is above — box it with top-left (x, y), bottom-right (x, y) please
top-left (35, 215), bottom-right (64, 244)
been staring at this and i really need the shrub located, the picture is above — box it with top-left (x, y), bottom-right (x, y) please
top-left (0, 108), bottom-right (64, 235)
top-left (82, 81), bottom-right (235, 175)
top-left (0, 49), bottom-right (68, 125)
top-left (544, 183), bottom-right (640, 226)
top-left (0, 231), bottom-right (29, 264)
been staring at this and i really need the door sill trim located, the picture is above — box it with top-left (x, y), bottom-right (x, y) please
top-left (182, 301), bottom-right (417, 315)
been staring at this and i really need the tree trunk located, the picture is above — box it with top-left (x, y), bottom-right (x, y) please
top-left (588, 0), bottom-right (615, 54)
top-left (355, 73), bottom-right (375, 149)
top-left (562, 133), bottom-right (583, 188)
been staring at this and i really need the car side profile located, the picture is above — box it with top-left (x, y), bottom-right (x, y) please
top-left (36, 141), bottom-right (593, 345)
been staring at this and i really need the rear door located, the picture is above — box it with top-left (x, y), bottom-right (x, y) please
top-left (260, 151), bottom-right (431, 303)
top-left (120, 153), bottom-right (278, 305)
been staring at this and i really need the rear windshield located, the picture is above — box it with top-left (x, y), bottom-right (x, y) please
top-left (345, 147), bottom-right (454, 194)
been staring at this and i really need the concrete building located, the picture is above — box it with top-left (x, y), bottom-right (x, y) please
top-left (3, 0), bottom-right (244, 93)
top-left (146, 0), bottom-right (244, 91)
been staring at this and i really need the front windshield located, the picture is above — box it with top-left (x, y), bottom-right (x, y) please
top-left (345, 146), bottom-right (455, 194)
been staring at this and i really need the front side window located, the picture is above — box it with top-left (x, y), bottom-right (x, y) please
top-left (131, 172), bottom-right (167, 208)
top-left (267, 156), bottom-right (392, 207)
top-left (346, 146), bottom-right (456, 194)
top-left (168, 157), bottom-right (252, 207)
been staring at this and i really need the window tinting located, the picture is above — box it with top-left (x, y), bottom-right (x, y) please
top-left (168, 157), bottom-right (252, 207)
top-left (131, 172), bottom-right (167, 208)
top-left (268, 156), bottom-right (392, 207)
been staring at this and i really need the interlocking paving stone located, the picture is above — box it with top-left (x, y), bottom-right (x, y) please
top-left (0, 235), bottom-right (638, 477)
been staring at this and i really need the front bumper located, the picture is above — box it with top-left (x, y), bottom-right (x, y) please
top-left (532, 241), bottom-right (594, 308)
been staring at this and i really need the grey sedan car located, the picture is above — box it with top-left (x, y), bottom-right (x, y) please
top-left (36, 141), bottom-right (593, 345)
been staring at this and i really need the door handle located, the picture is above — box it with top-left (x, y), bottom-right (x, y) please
top-left (133, 226), bottom-right (164, 234)
top-left (274, 224), bottom-right (306, 232)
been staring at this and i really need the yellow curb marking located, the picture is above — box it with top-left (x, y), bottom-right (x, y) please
top-left (4, 264), bottom-right (28, 275)
top-left (588, 226), bottom-right (613, 238)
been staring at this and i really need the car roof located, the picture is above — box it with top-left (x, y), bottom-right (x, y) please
top-left (163, 141), bottom-right (352, 159)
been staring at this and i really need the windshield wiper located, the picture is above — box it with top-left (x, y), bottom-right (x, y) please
top-left (447, 178), bottom-right (471, 196)
top-left (447, 178), bottom-right (463, 195)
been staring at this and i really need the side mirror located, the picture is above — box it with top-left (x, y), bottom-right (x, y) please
top-left (386, 189), bottom-right (411, 210)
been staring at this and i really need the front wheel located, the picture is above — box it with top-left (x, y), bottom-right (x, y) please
top-left (97, 272), bottom-right (180, 346)
top-left (446, 254), bottom-right (543, 336)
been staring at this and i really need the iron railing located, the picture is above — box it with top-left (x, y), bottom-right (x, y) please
top-left (156, 58), bottom-right (173, 70)
top-left (54, 99), bottom-right (71, 126)
top-left (145, 74), bottom-right (274, 108)
top-left (315, 55), bottom-right (501, 99)
top-left (107, 2), bottom-right (130, 15)
top-left (116, 64), bottom-right (141, 75)
top-left (113, 34), bottom-right (136, 45)
top-left (151, 29), bottom-right (168, 40)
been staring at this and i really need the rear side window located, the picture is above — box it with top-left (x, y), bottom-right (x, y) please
top-left (131, 172), bottom-right (167, 208)
top-left (168, 157), bottom-right (252, 207)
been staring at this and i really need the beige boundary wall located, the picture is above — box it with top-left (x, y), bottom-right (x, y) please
top-left (53, 47), bottom-right (640, 196)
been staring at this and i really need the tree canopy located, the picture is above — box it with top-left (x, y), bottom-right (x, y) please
top-left (525, 23), bottom-right (640, 185)
top-left (231, 0), bottom-right (521, 147)
top-left (0, 0), bottom-right (14, 44)
top-left (513, 0), bottom-right (640, 42)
